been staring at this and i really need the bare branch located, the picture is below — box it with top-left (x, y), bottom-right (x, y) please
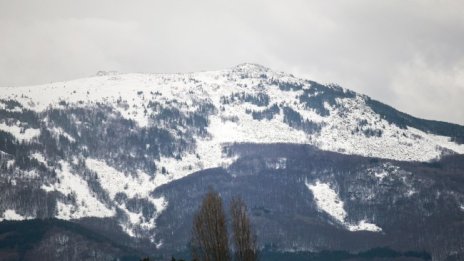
top-left (231, 196), bottom-right (258, 261)
top-left (191, 189), bottom-right (230, 261)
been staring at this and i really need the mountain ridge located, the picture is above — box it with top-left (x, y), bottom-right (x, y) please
top-left (1, 64), bottom-right (463, 161)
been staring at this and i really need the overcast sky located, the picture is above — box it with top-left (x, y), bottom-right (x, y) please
top-left (1, 0), bottom-right (463, 125)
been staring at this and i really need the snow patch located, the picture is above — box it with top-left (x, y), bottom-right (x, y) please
top-left (0, 122), bottom-right (40, 142)
top-left (374, 171), bottom-right (389, 180)
top-left (85, 159), bottom-right (168, 238)
top-left (6, 159), bottom-right (15, 168)
top-left (306, 181), bottom-right (347, 222)
top-left (306, 180), bottom-right (382, 232)
top-left (368, 163), bottom-right (401, 181)
top-left (348, 220), bottom-right (382, 232)
top-left (31, 153), bottom-right (47, 165)
top-left (0, 209), bottom-right (33, 222)
top-left (20, 169), bottom-right (39, 179)
top-left (49, 127), bottom-right (76, 142)
top-left (46, 161), bottom-right (115, 219)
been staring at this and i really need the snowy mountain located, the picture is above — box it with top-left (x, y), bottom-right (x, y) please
top-left (1, 64), bottom-right (464, 260)
top-left (1, 64), bottom-right (463, 163)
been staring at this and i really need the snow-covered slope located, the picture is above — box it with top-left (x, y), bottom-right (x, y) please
top-left (1, 63), bottom-right (464, 243)
top-left (1, 63), bottom-right (462, 163)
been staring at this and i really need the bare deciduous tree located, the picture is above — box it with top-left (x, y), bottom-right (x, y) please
top-left (191, 189), bottom-right (230, 261)
top-left (230, 196), bottom-right (258, 261)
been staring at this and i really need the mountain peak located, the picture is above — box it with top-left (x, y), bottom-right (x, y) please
top-left (95, 70), bottom-right (119, 77)
top-left (232, 63), bottom-right (271, 72)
